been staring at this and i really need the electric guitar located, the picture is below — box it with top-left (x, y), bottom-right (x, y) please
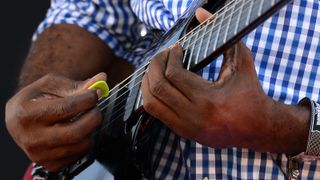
top-left (33, 0), bottom-right (293, 179)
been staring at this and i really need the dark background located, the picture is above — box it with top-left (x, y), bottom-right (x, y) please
top-left (2, 1), bottom-right (50, 179)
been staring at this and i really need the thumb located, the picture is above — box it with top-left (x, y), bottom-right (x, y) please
top-left (195, 8), bottom-right (213, 23)
top-left (215, 41), bottom-right (255, 86)
top-left (80, 72), bottom-right (107, 90)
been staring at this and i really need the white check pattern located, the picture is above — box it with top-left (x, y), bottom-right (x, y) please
top-left (34, 0), bottom-right (320, 179)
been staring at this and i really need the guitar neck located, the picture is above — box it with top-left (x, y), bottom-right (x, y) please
top-left (97, 0), bottom-right (292, 128)
top-left (180, 0), bottom-right (292, 72)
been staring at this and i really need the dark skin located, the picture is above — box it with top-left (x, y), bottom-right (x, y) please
top-left (5, 8), bottom-right (310, 173)
top-left (141, 9), bottom-right (310, 154)
top-left (5, 24), bottom-right (133, 172)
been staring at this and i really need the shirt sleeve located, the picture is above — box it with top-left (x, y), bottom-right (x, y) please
top-left (33, 0), bottom-right (146, 65)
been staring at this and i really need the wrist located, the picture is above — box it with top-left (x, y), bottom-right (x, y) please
top-left (268, 99), bottom-right (309, 154)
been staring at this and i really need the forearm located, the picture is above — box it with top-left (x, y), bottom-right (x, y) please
top-left (19, 23), bottom-right (133, 89)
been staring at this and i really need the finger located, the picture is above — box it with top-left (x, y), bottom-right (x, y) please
top-left (49, 107), bottom-right (102, 146)
top-left (195, 8), bottom-right (213, 23)
top-left (24, 108), bottom-right (100, 154)
top-left (165, 44), bottom-right (211, 100)
top-left (142, 75), bottom-right (197, 140)
top-left (24, 90), bottom-right (98, 125)
top-left (19, 73), bottom-right (107, 103)
top-left (29, 74), bottom-right (82, 99)
top-left (217, 41), bottom-right (255, 85)
top-left (147, 50), bottom-right (191, 111)
top-left (141, 74), bottom-right (180, 126)
top-left (79, 72), bottom-right (107, 90)
top-left (236, 42), bottom-right (256, 74)
top-left (216, 42), bottom-right (238, 85)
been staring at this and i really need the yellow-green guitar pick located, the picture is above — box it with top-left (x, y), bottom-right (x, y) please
top-left (88, 80), bottom-right (109, 98)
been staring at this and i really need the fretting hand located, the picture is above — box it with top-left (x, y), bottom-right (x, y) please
top-left (141, 8), bottom-right (309, 153)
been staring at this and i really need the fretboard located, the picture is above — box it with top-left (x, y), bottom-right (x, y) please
top-left (96, 0), bottom-right (292, 131)
top-left (179, 0), bottom-right (291, 72)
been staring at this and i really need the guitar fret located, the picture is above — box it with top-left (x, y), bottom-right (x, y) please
top-left (181, 0), bottom-right (284, 72)
top-left (258, 0), bottom-right (264, 16)
top-left (223, 1), bottom-right (237, 44)
top-left (250, 0), bottom-right (261, 22)
top-left (245, 0), bottom-right (254, 26)
top-left (195, 23), bottom-right (208, 65)
top-left (262, 0), bottom-right (274, 13)
top-left (237, 0), bottom-right (252, 32)
top-left (212, 11), bottom-right (224, 53)
top-left (216, 3), bottom-right (235, 49)
top-left (204, 19), bottom-right (215, 57)
top-left (182, 35), bottom-right (191, 65)
top-left (234, 0), bottom-right (245, 35)
top-left (187, 30), bottom-right (201, 70)
top-left (225, 0), bottom-right (243, 41)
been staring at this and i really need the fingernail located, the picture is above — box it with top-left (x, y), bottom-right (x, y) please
top-left (96, 89), bottom-right (102, 99)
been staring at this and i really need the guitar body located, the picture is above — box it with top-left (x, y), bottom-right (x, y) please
top-left (32, 0), bottom-right (293, 179)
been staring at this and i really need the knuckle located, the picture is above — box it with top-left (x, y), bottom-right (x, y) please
top-left (56, 101), bottom-right (74, 116)
top-left (11, 102), bottom-right (31, 127)
top-left (165, 67), bottom-right (178, 81)
top-left (150, 80), bottom-right (165, 96)
top-left (5, 105), bottom-right (22, 131)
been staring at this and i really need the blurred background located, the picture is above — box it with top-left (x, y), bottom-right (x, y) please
top-left (2, 1), bottom-right (50, 179)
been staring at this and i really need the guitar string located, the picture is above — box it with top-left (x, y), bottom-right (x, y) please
top-left (179, 0), bottom-right (258, 57)
top-left (97, 66), bottom-right (148, 110)
top-left (94, 0), bottom-right (276, 138)
top-left (96, 79), bottom-right (145, 133)
top-left (99, 78), bottom-right (143, 114)
top-left (94, 0), bottom-right (272, 134)
top-left (182, 0), bottom-right (246, 66)
top-left (95, 1), bottom-right (268, 124)
top-left (96, 1), bottom-right (272, 129)
top-left (96, 0), bottom-right (239, 106)
top-left (98, 0), bottom-right (255, 109)
top-left (97, 0), bottom-right (261, 110)
top-left (177, 0), bottom-right (238, 45)
top-left (185, 0), bottom-right (270, 64)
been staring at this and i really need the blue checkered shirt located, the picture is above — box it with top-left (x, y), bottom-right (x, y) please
top-left (34, 0), bottom-right (320, 179)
